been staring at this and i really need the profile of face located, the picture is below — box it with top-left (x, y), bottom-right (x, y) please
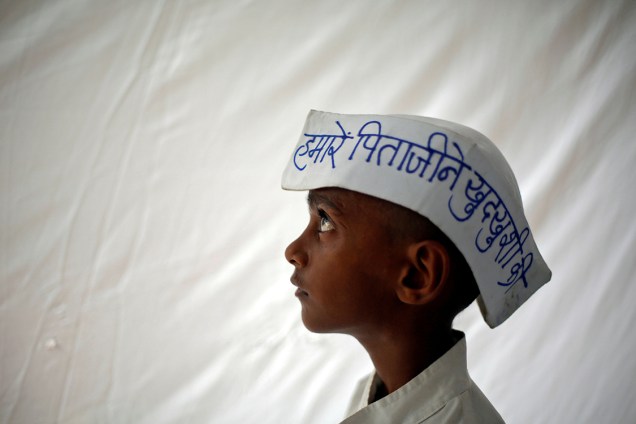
top-left (284, 188), bottom-right (405, 336)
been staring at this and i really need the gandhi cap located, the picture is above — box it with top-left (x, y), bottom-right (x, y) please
top-left (282, 110), bottom-right (551, 327)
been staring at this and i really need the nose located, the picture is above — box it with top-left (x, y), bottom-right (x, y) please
top-left (285, 232), bottom-right (308, 267)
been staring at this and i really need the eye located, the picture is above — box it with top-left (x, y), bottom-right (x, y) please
top-left (318, 209), bottom-right (335, 233)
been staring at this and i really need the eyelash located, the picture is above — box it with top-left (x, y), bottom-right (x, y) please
top-left (317, 209), bottom-right (335, 233)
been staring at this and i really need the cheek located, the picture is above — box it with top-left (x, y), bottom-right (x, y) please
top-left (354, 249), bottom-right (401, 292)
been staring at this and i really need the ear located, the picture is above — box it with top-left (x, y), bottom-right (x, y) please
top-left (395, 240), bottom-right (451, 305)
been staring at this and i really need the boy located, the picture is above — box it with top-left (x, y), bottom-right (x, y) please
top-left (282, 110), bottom-right (551, 423)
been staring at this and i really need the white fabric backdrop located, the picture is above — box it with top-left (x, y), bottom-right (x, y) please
top-left (2, 1), bottom-right (635, 423)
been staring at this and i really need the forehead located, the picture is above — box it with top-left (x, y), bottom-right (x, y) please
top-left (307, 187), bottom-right (400, 225)
top-left (308, 187), bottom-right (377, 210)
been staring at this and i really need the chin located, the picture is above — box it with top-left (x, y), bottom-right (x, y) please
top-left (301, 311), bottom-right (333, 334)
top-left (301, 317), bottom-right (326, 333)
top-left (301, 314), bottom-right (349, 335)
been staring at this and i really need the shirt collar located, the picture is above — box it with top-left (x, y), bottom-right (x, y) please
top-left (344, 332), bottom-right (471, 423)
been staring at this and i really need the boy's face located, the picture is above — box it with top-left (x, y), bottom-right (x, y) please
top-left (285, 187), bottom-right (404, 336)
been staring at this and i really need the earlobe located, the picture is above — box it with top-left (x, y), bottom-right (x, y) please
top-left (396, 240), bottom-right (450, 305)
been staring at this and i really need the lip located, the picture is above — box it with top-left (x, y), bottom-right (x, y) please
top-left (290, 275), bottom-right (309, 298)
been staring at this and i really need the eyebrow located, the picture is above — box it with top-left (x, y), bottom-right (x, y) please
top-left (307, 191), bottom-right (344, 215)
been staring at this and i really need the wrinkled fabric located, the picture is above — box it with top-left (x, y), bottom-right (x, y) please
top-left (1, 1), bottom-right (635, 423)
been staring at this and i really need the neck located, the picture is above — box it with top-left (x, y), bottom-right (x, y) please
top-left (355, 325), bottom-right (456, 397)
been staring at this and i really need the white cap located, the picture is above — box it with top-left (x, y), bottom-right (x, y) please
top-left (282, 110), bottom-right (551, 328)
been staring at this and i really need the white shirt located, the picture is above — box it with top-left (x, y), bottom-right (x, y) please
top-left (341, 334), bottom-right (504, 423)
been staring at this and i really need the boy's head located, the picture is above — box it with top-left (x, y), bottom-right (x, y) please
top-left (283, 110), bottom-right (551, 328)
top-left (285, 186), bottom-right (479, 336)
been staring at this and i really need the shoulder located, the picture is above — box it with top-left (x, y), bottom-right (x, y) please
top-left (427, 380), bottom-right (505, 423)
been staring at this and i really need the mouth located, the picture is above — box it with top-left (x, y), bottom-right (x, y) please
top-left (290, 274), bottom-right (309, 298)
top-left (294, 287), bottom-right (309, 298)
